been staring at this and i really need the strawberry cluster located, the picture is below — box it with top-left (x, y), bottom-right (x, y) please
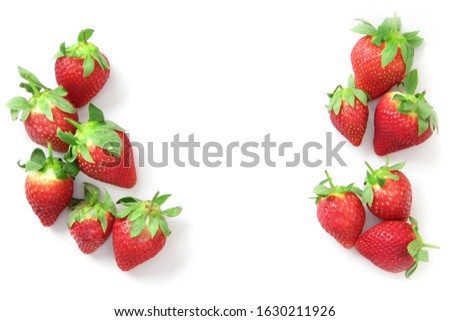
top-left (318, 16), bottom-right (440, 278)
top-left (326, 16), bottom-right (438, 153)
top-left (5, 29), bottom-right (182, 271)
top-left (313, 159), bottom-right (438, 278)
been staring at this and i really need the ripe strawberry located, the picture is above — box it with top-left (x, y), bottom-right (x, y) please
top-left (374, 70), bottom-right (438, 155)
top-left (19, 144), bottom-right (79, 226)
top-left (55, 29), bottom-right (110, 107)
top-left (58, 103), bottom-right (137, 188)
top-left (113, 193), bottom-right (182, 271)
top-left (68, 183), bottom-right (116, 254)
top-left (326, 75), bottom-right (369, 146)
top-left (6, 67), bottom-right (78, 152)
top-left (351, 16), bottom-right (423, 100)
top-left (356, 217), bottom-right (438, 278)
top-left (313, 171), bottom-right (365, 249)
top-left (362, 157), bottom-right (412, 221)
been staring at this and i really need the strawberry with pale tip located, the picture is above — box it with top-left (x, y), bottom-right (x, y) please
top-left (19, 144), bottom-right (79, 226)
top-left (6, 67), bottom-right (78, 152)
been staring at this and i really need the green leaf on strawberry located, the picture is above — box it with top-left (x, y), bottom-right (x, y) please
top-left (326, 75), bottom-right (369, 115)
top-left (116, 192), bottom-right (183, 238)
top-left (154, 194), bottom-right (171, 206)
top-left (68, 183), bottom-right (116, 232)
top-left (158, 216), bottom-right (171, 237)
top-left (78, 29), bottom-right (95, 42)
top-left (405, 217), bottom-right (439, 278)
top-left (402, 69), bottom-right (419, 95)
top-left (351, 18), bottom-right (377, 36)
top-left (115, 205), bottom-right (137, 220)
top-left (18, 67), bottom-right (49, 90)
top-left (62, 162), bottom-right (81, 178)
top-left (162, 207), bottom-right (183, 217)
top-left (393, 70), bottom-right (439, 135)
top-left (89, 103), bottom-right (106, 122)
top-left (18, 144), bottom-right (79, 180)
top-left (55, 29), bottom-right (110, 77)
top-left (117, 197), bottom-right (143, 206)
top-left (5, 67), bottom-right (76, 122)
top-left (362, 156), bottom-right (405, 207)
top-left (312, 171), bottom-right (362, 204)
top-left (58, 103), bottom-right (126, 163)
top-left (352, 15), bottom-right (423, 72)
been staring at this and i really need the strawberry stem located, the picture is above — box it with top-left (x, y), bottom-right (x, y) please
top-left (149, 191), bottom-right (160, 208)
top-left (83, 31), bottom-right (88, 44)
top-left (64, 118), bottom-right (82, 129)
top-left (47, 143), bottom-right (53, 164)
top-left (27, 79), bottom-right (40, 95)
top-left (365, 161), bottom-right (375, 174)
top-left (325, 171), bottom-right (334, 189)
top-left (417, 91), bottom-right (426, 100)
top-left (422, 243), bottom-right (440, 249)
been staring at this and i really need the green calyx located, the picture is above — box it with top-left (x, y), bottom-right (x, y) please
top-left (5, 67), bottom-right (76, 122)
top-left (18, 143), bottom-right (79, 180)
top-left (115, 192), bottom-right (183, 238)
top-left (362, 156), bottom-right (405, 207)
top-left (57, 103), bottom-right (126, 163)
top-left (405, 217), bottom-right (439, 278)
top-left (312, 170), bottom-right (362, 204)
top-left (352, 15), bottom-right (423, 72)
top-left (68, 183), bottom-right (117, 232)
top-left (326, 75), bottom-right (369, 115)
top-left (392, 69), bottom-right (439, 135)
top-left (55, 29), bottom-right (110, 77)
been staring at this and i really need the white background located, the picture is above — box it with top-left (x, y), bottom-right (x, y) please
top-left (0, 1), bottom-right (449, 320)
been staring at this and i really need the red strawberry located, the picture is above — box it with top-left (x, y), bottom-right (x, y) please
top-left (351, 16), bottom-right (423, 100)
top-left (113, 193), bottom-right (182, 271)
top-left (362, 157), bottom-right (412, 221)
top-left (55, 29), bottom-right (110, 107)
top-left (20, 144), bottom-right (79, 226)
top-left (356, 217), bottom-right (438, 277)
top-left (313, 171), bottom-right (365, 249)
top-left (6, 67), bottom-right (78, 152)
top-left (68, 183), bottom-right (116, 254)
top-left (326, 75), bottom-right (369, 146)
top-left (374, 70), bottom-right (438, 155)
top-left (58, 103), bottom-right (137, 188)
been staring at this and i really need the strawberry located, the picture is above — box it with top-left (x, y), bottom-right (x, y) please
top-left (374, 70), bottom-right (438, 155)
top-left (6, 67), bottom-right (78, 152)
top-left (356, 217), bottom-right (438, 278)
top-left (113, 193), bottom-right (182, 271)
top-left (55, 29), bottom-right (110, 107)
top-left (68, 183), bottom-right (116, 254)
top-left (326, 75), bottom-right (369, 146)
top-left (19, 144), bottom-right (79, 226)
top-left (313, 171), bottom-right (365, 249)
top-left (351, 16), bottom-right (423, 100)
top-left (362, 157), bottom-right (412, 221)
top-left (58, 103), bottom-right (137, 188)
